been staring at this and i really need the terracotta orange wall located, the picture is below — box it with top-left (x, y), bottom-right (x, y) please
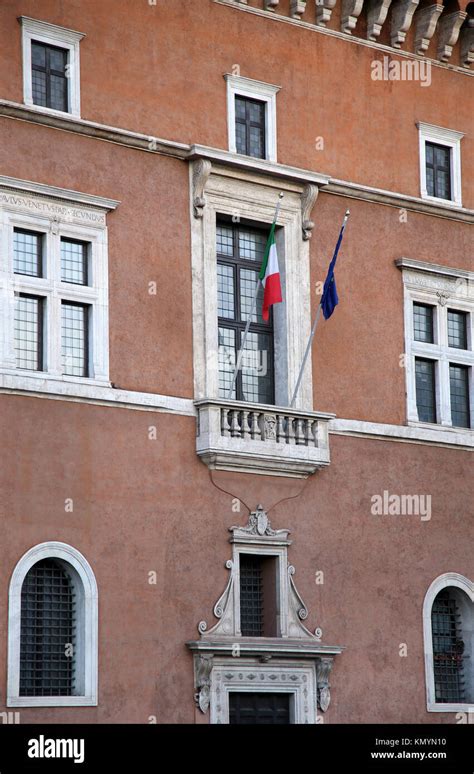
top-left (0, 0), bottom-right (472, 205)
top-left (0, 394), bottom-right (471, 722)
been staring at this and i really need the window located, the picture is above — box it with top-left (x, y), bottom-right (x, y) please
top-left (239, 554), bottom-right (277, 637)
top-left (397, 260), bottom-right (474, 431)
top-left (0, 177), bottom-right (117, 387)
top-left (8, 542), bottom-right (98, 707)
top-left (225, 75), bottom-right (280, 162)
top-left (217, 222), bottom-right (275, 404)
top-left (417, 122), bottom-right (464, 207)
top-left (423, 573), bottom-right (474, 712)
top-left (20, 16), bottom-right (84, 117)
top-left (229, 692), bottom-right (290, 724)
top-left (235, 97), bottom-right (266, 159)
top-left (20, 560), bottom-right (75, 697)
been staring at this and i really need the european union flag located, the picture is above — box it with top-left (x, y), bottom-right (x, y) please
top-left (320, 211), bottom-right (349, 320)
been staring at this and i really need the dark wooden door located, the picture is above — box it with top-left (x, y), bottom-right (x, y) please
top-left (229, 692), bottom-right (290, 724)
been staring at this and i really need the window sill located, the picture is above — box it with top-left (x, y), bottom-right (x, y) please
top-left (427, 702), bottom-right (474, 713)
top-left (408, 420), bottom-right (473, 435)
top-left (420, 192), bottom-right (462, 209)
top-left (195, 398), bottom-right (334, 478)
top-left (0, 369), bottom-right (110, 389)
top-left (23, 101), bottom-right (80, 120)
top-left (7, 696), bottom-right (97, 707)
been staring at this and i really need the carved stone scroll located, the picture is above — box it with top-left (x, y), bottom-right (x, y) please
top-left (291, 0), bottom-right (307, 19)
top-left (316, 0), bottom-right (337, 27)
top-left (194, 654), bottom-right (213, 714)
top-left (192, 159), bottom-right (212, 218)
top-left (391, 0), bottom-right (420, 48)
top-left (301, 183), bottom-right (318, 241)
top-left (316, 656), bottom-right (334, 712)
top-left (414, 4), bottom-right (443, 56)
top-left (437, 11), bottom-right (467, 62)
top-left (460, 23), bottom-right (474, 68)
top-left (366, 0), bottom-right (393, 40)
top-left (341, 0), bottom-right (365, 34)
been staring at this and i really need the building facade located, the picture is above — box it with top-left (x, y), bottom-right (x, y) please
top-left (0, 0), bottom-right (473, 725)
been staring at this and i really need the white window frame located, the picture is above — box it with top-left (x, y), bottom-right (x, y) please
top-left (7, 542), bottom-right (98, 707)
top-left (0, 176), bottom-right (118, 387)
top-left (416, 122), bottom-right (464, 208)
top-left (225, 74), bottom-right (280, 163)
top-left (190, 167), bottom-right (314, 410)
top-left (399, 260), bottom-right (474, 432)
top-left (423, 573), bottom-right (474, 713)
top-left (20, 16), bottom-right (85, 118)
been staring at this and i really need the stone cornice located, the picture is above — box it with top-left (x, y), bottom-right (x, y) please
top-left (186, 639), bottom-right (344, 657)
top-left (215, 0), bottom-right (474, 74)
top-left (395, 257), bottom-right (474, 281)
top-left (1, 101), bottom-right (472, 222)
top-left (0, 174), bottom-right (119, 211)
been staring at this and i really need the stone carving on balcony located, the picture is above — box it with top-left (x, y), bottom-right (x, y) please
top-left (366, 0), bottom-right (393, 40)
top-left (460, 23), bottom-right (474, 68)
top-left (437, 11), bottom-right (467, 62)
top-left (192, 159), bottom-right (212, 218)
top-left (316, 0), bottom-right (337, 26)
top-left (341, 0), bottom-right (365, 34)
top-left (301, 183), bottom-right (318, 240)
top-left (290, 0), bottom-right (307, 19)
top-left (391, 0), bottom-right (420, 48)
top-left (195, 398), bottom-right (333, 477)
top-left (414, 4), bottom-right (444, 56)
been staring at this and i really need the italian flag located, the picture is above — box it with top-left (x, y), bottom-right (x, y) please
top-left (259, 222), bottom-right (282, 322)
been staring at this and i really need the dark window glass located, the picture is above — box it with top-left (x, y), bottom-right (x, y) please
top-left (14, 294), bottom-right (43, 371)
top-left (450, 364), bottom-right (470, 428)
top-left (14, 229), bottom-right (43, 277)
top-left (61, 302), bottom-right (89, 376)
top-left (415, 358), bottom-right (436, 423)
top-left (235, 96), bottom-right (266, 159)
top-left (413, 303), bottom-right (434, 343)
top-left (229, 693), bottom-right (290, 724)
top-left (447, 310), bottom-right (468, 350)
top-left (61, 239), bottom-right (88, 285)
top-left (239, 554), bottom-right (277, 637)
top-left (217, 222), bottom-right (274, 404)
top-left (31, 41), bottom-right (68, 112)
top-left (20, 559), bottom-right (75, 696)
top-left (425, 142), bottom-right (451, 200)
top-left (432, 589), bottom-right (465, 704)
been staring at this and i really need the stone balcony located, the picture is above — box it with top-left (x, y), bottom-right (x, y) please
top-left (195, 398), bottom-right (334, 478)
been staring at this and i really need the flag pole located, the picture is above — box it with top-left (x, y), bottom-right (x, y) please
top-left (227, 192), bottom-right (284, 400)
top-left (289, 209), bottom-right (350, 409)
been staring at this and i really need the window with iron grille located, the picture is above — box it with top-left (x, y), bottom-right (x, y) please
top-left (20, 559), bottom-right (75, 697)
top-left (239, 554), bottom-right (277, 637)
top-left (425, 142), bottom-right (451, 201)
top-left (31, 42), bottom-right (68, 112)
top-left (217, 221), bottom-right (275, 404)
top-left (235, 97), bottom-right (266, 159)
top-left (432, 589), bottom-right (465, 704)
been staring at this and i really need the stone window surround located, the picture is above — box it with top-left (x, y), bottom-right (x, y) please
top-left (423, 572), bottom-right (474, 713)
top-left (225, 74), bottom-right (280, 163)
top-left (0, 176), bottom-right (119, 387)
top-left (397, 258), bottom-right (474, 432)
top-left (7, 541), bottom-right (98, 707)
top-left (416, 122), bottom-right (464, 208)
top-left (190, 161), bottom-right (323, 411)
top-left (210, 658), bottom-right (318, 724)
top-left (19, 16), bottom-right (85, 119)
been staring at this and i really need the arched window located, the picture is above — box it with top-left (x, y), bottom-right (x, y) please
top-left (8, 542), bottom-right (98, 707)
top-left (423, 573), bottom-right (474, 712)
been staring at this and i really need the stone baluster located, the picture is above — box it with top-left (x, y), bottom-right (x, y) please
top-left (221, 409), bottom-right (231, 437)
top-left (295, 418), bottom-right (305, 445)
top-left (277, 415), bottom-right (286, 443)
top-left (241, 411), bottom-right (251, 439)
top-left (230, 410), bottom-right (240, 437)
top-left (311, 420), bottom-right (319, 448)
top-left (287, 416), bottom-right (296, 444)
top-left (250, 412), bottom-right (260, 440)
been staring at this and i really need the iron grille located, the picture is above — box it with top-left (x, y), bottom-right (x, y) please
top-left (432, 589), bottom-right (465, 703)
top-left (240, 555), bottom-right (264, 636)
top-left (20, 559), bottom-right (75, 696)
